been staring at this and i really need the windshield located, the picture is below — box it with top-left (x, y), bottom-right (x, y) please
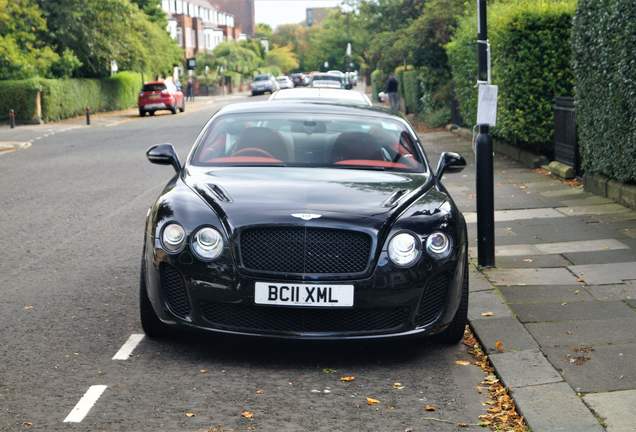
top-left (253, 75), bottom-right (269, 82)
top-left (190, 113), bottom-right (426, 172)
top-left (313, 75), bottom-right (341, 82)
top-left (142, 83), bottom-right (166, 92)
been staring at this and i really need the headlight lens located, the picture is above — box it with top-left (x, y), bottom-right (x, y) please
top-left (388, 232), bottom-right (421, 267)
top-left (192, 227), bottom-right (224, 260)
top-left (426, 232), bottom-right (452, 258)
top-left (162, 223), bottom-right (186, 253)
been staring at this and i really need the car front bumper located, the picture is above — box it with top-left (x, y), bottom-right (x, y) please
top-left (144, 243), bottom-right (467, 340)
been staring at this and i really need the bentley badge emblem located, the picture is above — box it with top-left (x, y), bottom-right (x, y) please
top-left (291, 213), bottom-right (322, 221)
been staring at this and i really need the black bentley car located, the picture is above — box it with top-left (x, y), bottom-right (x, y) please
top-left (141, 101), bottom-right (468, 342)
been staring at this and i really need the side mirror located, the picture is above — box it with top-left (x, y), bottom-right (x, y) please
top-left (147, 143), bottom-right (181, 173)
top-left (436, 152), bottom-right (466, 180)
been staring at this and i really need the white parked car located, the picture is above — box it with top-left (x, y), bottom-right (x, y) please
top-left (269, 88), bottom-right (372, 107)
top-left (310, 74), bottom-right (344, 89)
top-left (276, 76), bottom-right (294, 90)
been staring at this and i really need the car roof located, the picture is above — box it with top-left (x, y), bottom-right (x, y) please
top-left (270, 88), bottom-right (371, 106)
top-left (144, 81), bottom-right (165, 85)
top-left (215, 100), bottom-right (393, 118)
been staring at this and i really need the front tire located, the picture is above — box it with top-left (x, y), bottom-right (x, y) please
top-left (170, 105), bottom-right (177, 115)
top-left (179, 101), bottom-right (185, 113)
top-left (435, 258), bottom-right (469, 344)
top-left (139, 109), bottom-right (146, 117)
top-left (139, 256), bottom-right (171, 338)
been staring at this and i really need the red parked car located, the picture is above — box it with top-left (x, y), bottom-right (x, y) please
top-left (138, 80), bottom-right (185, 116)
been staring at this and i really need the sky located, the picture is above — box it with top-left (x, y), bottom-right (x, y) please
top-left (255, 0), bottom-right (342, 29)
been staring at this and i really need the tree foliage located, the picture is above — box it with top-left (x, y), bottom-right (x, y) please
top-left (266, 45), bottom-right (299, 74)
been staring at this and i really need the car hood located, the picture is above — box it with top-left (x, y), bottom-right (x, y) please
top-left (185, 166), bottom-right (437, 230)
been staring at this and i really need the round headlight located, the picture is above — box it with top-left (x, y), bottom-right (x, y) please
top-left (162, 223), bottom-right (186, 253)
top-left (192, 227), bottom-right (224, 260)
top-left (388, 232), bottom-right (421, 267)
top-left (426, 232), bottom-right (452, 258)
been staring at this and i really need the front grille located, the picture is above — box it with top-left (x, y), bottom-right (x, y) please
top-left (160, 264), bottom-right (191, 319)
top-left (240, 227), bottom-right (372, 274)
top-left (415, 273), bottom-right (450, 327)
top-left (199, 302), bottom-right (408, 334)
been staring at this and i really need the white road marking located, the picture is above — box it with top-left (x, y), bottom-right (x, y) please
top-left (63, 385), bottom-right (107, 423)
top-left (112, 333), bottom-right (145, 360)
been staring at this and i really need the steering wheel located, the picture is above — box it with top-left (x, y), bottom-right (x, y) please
top-left (232, 147), bottom-right (277, 159)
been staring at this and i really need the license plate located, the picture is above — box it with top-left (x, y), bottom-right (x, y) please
top-left (149, 94), bottom-right (160, 99)
top-left (254, 282), bottom-right (354, 307)
top-left (145, 103), bottom-right (165, 109)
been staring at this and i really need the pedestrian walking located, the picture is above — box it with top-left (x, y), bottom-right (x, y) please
top-left (385, 74), bottom-right (400, 112)
top-left (186, 77), bottom-right (195, 102)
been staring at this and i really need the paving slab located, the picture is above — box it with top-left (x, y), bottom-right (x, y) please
top-left (499, 285), bottom-right (592, 304)
top-left (511, 382), bottom-right (604, 432)
top-left (556, 203), bottom-right (631, 217)
top-left (584, 389), bottom-right (636, 432)
top-left (526, 318), bottom-right (636, 346)
top-left (540, 188), bottom-right (585, 198)
top-left (464, 207), bottom-right (565, 224)
top-left (510, 300), bottom-right (635, 323)
top-left (585, 282), bottom-right (636, 301)
top-left (569, 262), bottom-right (636, 285)
top-left (484, 267), bottom-right (578, 286)
top-left (467, 290), bottom-right (512, 320)
top-left (468, 268), bottom-right (493, 292)
top-left (564, 249), bottom-right (636, 265)
top-left (471, 239), bottom-right (627, 257)
top-left (544, 343), bottom-right (636, 393)
top-left (489, 349), bottom-right (562, 388)
top-left (494, 254), bottom-right (571, 268)
top-left (471, 317), bottom-right (537, 353)
top-left (560, 196), bottom-right (615, 207)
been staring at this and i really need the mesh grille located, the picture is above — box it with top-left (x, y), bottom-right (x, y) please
top-left (415, 273), bottom-right (449, 327)
top-left (200, 302), bottom-right (408, 334)
top-left (240, 227), bottom-right (372, 274)
top-left (160, 264), bottom-right (191, 319)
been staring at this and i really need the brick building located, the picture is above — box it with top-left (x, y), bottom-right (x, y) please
top-left (209, 0), bottom-right (255, 37)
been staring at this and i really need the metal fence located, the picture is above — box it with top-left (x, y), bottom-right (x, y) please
top-left (554, 96), bottom-right (578, 173)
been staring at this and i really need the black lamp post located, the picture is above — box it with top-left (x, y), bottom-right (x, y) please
top-left (475, 0), bottom-right (495, 267)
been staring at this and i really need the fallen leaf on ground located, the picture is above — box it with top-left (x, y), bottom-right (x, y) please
top-left (523, 258), bottom-right (533, 263)
top-left (322, 368), bottom-right (336, 374)
top-left (24, 305), bottom-right (33, 310)
top-left (393, 382), bottom-right (405, 390)
top-left (455, 360), bottom-right (471, 366)
top-left (256, 389), bottom-right (264, 394)
top-left (480, 311), bottom-right (495, 317)
top-left (241, 411), bottom-right (254, 419)
top-left (22, 422), bottom-right (32, 428)
top-left (199, 369), bottom-right (208, 374)
top-left (340, 376), bottom-right (355, 382)
top-left (366, 397), bottom-right (380, 405)
top-left (424, 404), bottom-right (437, 412)
top-left (495, 340), bottom-right (505, 353)
top-left (185, 412), bottom-right (195, 418)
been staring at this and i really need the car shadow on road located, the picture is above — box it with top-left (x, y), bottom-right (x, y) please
top-left (144, 329), bottom-right (451, 369)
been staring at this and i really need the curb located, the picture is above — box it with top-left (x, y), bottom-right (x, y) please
top-left (584, 173), bottom-right (636, 211)
top-left (468, 264), bottom-right (604, 431)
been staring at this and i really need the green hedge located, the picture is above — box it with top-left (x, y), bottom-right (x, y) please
top-left (401, 70), bottom-right (420, 114)
top-left (370, 69), bottom-right (385, 102)
top-left (0, 79), bottom-right (41, 122)
top-left (447, 0), bottom-right (576, 156)
top-left (0, 72), bottom-right (143, 122)
top-left (573, 0), bottom-right (636, 183)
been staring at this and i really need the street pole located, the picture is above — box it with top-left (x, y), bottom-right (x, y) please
top-left (475, 0), bottom-right (495, 267)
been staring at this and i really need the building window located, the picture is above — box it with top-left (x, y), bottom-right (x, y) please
top-left (176, 26), bottom-right (183, 46)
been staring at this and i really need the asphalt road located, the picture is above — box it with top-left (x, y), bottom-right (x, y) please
top-left (0, 95), bottom-right (487, 431)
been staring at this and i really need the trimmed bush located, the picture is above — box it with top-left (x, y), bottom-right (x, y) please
top-left (573, 0), bottom-right (636, 183)
top-left (401, 70), bottom-right (420, 114)
top-left (0, 79), bottom-right (41, 122)
top-left (0, 72), bottom-right (143, 122)
top-left (447, 0), bottom-right (576, 156)
top-left (370, 69), bottom-right (386, 102)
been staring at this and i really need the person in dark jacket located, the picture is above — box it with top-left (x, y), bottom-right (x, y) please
top-left (385, 74), bottom-right (399, 112)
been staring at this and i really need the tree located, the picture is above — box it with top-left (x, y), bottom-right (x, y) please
top-left (265, 45), bottom-right (299, 74)
top-left (255, 23), bottom-right (273, 40)
top-left (0, 0), bottom-right (63, 79)
top-left (36, 0), bottom-right (181, 77)
top-left (212, 41), bottom-right (262, 78)
top-left (131, 0), bottom-right (168, 27)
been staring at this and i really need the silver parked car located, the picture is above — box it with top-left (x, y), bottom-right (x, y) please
top-left (251, 74), bottom-right (279, 96)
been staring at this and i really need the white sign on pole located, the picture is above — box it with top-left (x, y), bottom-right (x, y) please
top-left (477, 84), bottom-right (498, 126)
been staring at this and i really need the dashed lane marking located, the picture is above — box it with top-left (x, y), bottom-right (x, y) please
top-left (63, 385), bottom-right (107, 423)
top-left (112, 333), bottom-right (145, 360)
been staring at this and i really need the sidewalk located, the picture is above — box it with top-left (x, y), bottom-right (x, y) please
top-left (421, 131), bottom-right (636, 432)
top-left (0, 93), bottom-right (248, 146)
